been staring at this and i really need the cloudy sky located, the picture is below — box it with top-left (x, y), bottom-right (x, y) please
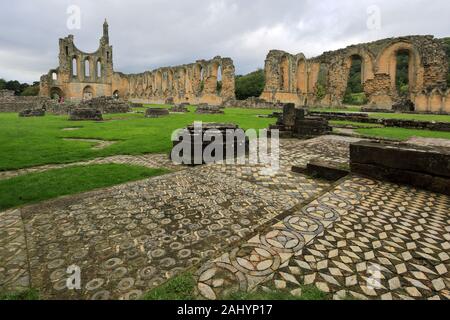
top-left (1, 0), bottom-right (449, 83)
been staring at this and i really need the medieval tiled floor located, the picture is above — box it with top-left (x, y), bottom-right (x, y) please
top-left (195, 176), bottom-right (450, 300)
top-left (1, 135), bottom-right (449, 300)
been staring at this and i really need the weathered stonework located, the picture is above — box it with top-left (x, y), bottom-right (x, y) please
top-left (145, 108), bottom-right (170, 118)
top-left (69, 108), bottom-right (103, 121)
top-left (121, 56), bottom-right (235, 106)
top-left (40, 21), bottom-right (235, 106)
top-left (0, 89), bottom-right (53, 113)
top-left (261, 36), bottom-right (449, 112)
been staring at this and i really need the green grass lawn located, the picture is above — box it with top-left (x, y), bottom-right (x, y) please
top-left (310, 106), bottom-right (362, 113)
top-left (330, 120), bottom-right (383, 128)
top-left (369, 112), bottom-right (450, 122)
top-left (0, 107), bottom-right (277, 171)
top-left (0, 164), bottom-right (169, 211)
top-left (311, 107), bottom-right (450, 122)
top-left (0, 289), bottom-right (40, 300)
top-left (356, 127), bottom-right (450, 141)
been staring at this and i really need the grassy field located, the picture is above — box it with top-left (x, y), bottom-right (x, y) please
top-left (0, 164), bottom-right (169, 211)
top-left (330, 120), bottom-right (383, 128)
top-left (311, 106), bottom-right (450, 122)
top-left (356, 127), bottom-right (450, 141)
top-left (1, 105), bottom-right (450, 172)
top-left (0, 107), bottom-right (276, 171)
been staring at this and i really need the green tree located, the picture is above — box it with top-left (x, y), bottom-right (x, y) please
top-left (21, 84), bottom-right (40, 96)
top-left (0, 78), bottom-right (6, 90)
top-left (235, 69), bottom-right (265, 100)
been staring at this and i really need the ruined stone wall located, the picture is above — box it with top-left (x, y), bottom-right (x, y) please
top-left (40, 20), bottom-right (115, 102)
top-left (40, 21), bottom-right (235, 106)
top-left (261, 36), bottom-right (449, 112)
top-left (114, 56), bottom-right (235, 106)
top-left (0, 90), bottom-right (52, 112)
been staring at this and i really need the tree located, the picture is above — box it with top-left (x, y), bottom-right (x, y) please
top-left (235, 69), bottom-right (265, 100)
top-left (0, 78), bottom-right (6, 90)
top-left (21, 84), bottom-right (40, 96)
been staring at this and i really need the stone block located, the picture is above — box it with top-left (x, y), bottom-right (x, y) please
top-left (19, 109), bottom-right (45, 117)
top-left (195, 105), bottom-right (224, 114)
top-left (145, 108), bottom-right (170, 118)
top-left (69, 108), bottom-right (103, 121)
top-left (350, 141), bottom-right (450, 195)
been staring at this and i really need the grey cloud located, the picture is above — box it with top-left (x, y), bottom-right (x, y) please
top-left (0, 0), bottom-right (449, 83)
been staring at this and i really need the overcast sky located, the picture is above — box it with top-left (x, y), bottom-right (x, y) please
top-left (1, 0), bottom-right (449, 83)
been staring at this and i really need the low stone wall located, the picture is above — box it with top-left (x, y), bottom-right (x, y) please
top-left (311, 111), bottom-right (450, 132)
top-left (79, 96), bottom-right (131, 114)
top-left (0, 95), bottom-right (51, 113)
top-left (350, 141), bottom-right (450, 195)
top-left (1, 94), bottom-right (131, 115)
top-left (222, 97), bottom-right (282, 109)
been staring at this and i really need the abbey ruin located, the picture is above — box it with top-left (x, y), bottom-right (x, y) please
top-left (39, 21), bottom-right (450, 112)
top-left (39, 20), bottom-right (235, 106)
top-left (261, 36), bottom-right (450, 112)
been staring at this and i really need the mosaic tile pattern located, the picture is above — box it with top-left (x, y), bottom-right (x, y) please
top-left (20, 168), bottom-right (299, 299)
top-left (195, 176), bottom-right (450, 300)
top-left (195, 176), bottom-right (376, 299)
top-left (266, 181), bottom-right (450, 300)
top-left (0, 210), bottom-right (29, 292)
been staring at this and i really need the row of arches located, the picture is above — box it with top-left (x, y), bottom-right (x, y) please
top-left (49, 85), bottom-right (95, 101)
top-left (127, 61), bottom-right (225, 100)
top-left (71, 56), bottom-right (103, 80)
top-left (274, 40), bottom-right (425, 105)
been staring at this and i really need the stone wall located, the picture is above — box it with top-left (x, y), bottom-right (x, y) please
top-left (261, 36), bottom-right (449, 112)
top-left (40, 21), bottom-right (235, 106)
top-left (221, 97), bottom-right (281, 109)
top-left (116, 56), bottom-right (235, 106)
top-left (40, 20), bottom-right (114, 102)
top-left (0, 90), bottom-right (52, 113)
top-left (350, 141), bottom-right (450, 195)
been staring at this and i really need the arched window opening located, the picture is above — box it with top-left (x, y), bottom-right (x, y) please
top-left (296, 60), bottom-right (307, 94)
top-left (216, 65), bottom-right (222, 94)
top-left (52, 72), bottom-right (58, 81)
top-left (343, 55), bottom-right (367, 105)
top-left (280, 56), bottom-right (289, 91)
top-left (84, 59), bottom-right (90, 78)
top-left (83, 86), bottom-right (94, 101)
top-left (72, 58), bottom-right (78, 77)
top-left (396, 50), bottom-right (410, 97)
top-left (199, 66), bottom-right (205, 92)
top-left (97, 61), bottom-right (102, 78)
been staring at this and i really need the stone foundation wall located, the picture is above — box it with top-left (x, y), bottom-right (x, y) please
top-left (311, 111), bottom-right (450, 132)
top-left (222, 97), bottom-right (282, 109)
top-left (350, 141), bottom-right (450, 195)
top-left (0, 91), bottom-right (52, 113)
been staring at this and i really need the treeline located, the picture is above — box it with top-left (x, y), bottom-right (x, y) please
top-left (235, 69), bottom-right (265, 100)
top-left (0, 79), bottom-right (40, 96)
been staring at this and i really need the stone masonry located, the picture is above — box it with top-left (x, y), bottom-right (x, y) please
top-left (40, 21), bottom-right (235, 106)
top-left (260, 36), bottom-right (450, 112)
